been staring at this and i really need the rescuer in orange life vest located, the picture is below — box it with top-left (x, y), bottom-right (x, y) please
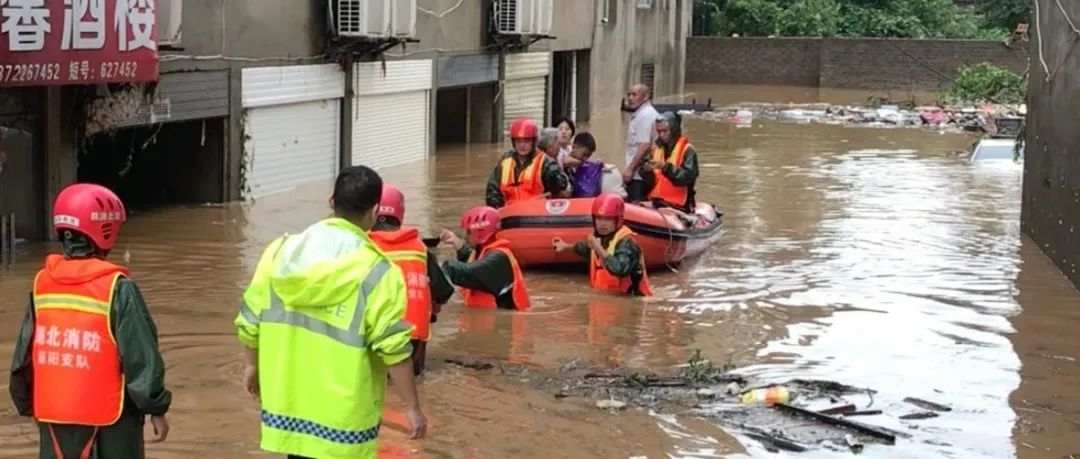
top-left (485, 118), bottom-right (569, 209)
top-left (9, 184), bottom-right (172, 459)
top-left (369, 184), bottom-right (455, 376)
top-left (438, 206), bottom-right (532, 310)
top-left (553, 193), bottom-right (654, 296)
top-left (641, 111), bottom-right (700, 214)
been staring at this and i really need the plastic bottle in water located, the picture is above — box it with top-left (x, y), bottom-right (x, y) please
top-left (740, 386), bottom-right (791, 405)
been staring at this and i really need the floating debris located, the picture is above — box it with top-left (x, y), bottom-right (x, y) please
top-left (903, 397), bottom-right (952, 412)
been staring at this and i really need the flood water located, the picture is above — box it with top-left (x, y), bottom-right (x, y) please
top-left (2, 86), bottom-right (1079, 458)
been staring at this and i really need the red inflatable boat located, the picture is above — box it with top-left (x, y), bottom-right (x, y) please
top-left (495, 198), bottom-right (723, 269)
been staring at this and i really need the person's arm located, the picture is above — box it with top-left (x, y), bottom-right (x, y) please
top-left (541, 156), bottom-right (569, 194)
top-left (661, 146), bottom-right (699, 187)
top-left (485, 161), bottom-right (506, 209)
top-left (235, 237), bottom-right (287, 398)
top-left (572, 241), bottom-right (591, 259)
top-left (426, 250), bottom-right (455, 308)
top-left (441, 250), bottom-right (514, 295)
top-left (600, 238), bottom-right (642, 278)
top-left (364, 264), bottom-right (425, 439)
top-left (9, 295), bottom-right (35, 416)
top-left (113, 280), bottom-right (172, 416)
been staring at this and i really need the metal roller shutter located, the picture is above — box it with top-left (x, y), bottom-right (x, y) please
top-left (352, 59), bottom-right (433, 169)
top-left (241, 64), bottom-right (344, 199)
top-left (503, 52), bottom-right (550, 132)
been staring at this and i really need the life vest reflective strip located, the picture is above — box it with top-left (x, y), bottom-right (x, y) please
top-left (460, 239), bottom-right (531, 311)
top-left (498, 153), bottom-right (546, 205)
top-left (648, 136), bottom-right (690, 208)
top-left (589, 227), bottom-right (654, 296)
top-left (31, 257), bottom-right (125, 427)
top-left (370, 229), bottom-right (434, 341)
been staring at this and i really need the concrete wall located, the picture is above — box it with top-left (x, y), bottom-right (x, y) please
top-left (159, 0), bottom-right (328, 202)
top-left (1022, 0), bottom-right (1080, 288)
top-left (687, 37), bottom-right (1027, 90)
top-left (590, 0), bottom-right (690, 111)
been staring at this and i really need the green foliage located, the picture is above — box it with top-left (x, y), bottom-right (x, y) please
top-left (944, 63), bottom-right (1026, 104)
top-left (695, 0), bottom-right (1011, 39)
top-left (976, 0), bottom-right (1032, 31)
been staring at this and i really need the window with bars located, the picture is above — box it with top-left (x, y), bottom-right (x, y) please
top-left (641, 63), bottom-right (655, 90)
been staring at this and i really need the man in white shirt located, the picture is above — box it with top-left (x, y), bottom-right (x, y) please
top-left (623, 83), bottom-right (659, 203)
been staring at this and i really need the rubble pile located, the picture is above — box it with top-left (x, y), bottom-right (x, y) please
top-left (694, 102), bottom-right (1026, 136)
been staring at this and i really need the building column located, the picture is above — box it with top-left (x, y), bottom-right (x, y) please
top-left (43, 87), bottom-right (76, 241)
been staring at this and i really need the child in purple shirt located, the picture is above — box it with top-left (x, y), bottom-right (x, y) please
top-left (568, 132), bottom-right (603, 198)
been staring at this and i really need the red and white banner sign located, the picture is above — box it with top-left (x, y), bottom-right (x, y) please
top-left (0, 0), bottom-right (159, 87)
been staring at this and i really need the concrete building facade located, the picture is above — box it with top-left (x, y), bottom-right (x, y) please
top-left (1022, 0), bottom-right (1080, 289)
top-left (0, 0), bottom-right (689, 244)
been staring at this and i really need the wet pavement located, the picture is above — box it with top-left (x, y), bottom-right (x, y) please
top-left (1, 85), bottom-right (1079, 458)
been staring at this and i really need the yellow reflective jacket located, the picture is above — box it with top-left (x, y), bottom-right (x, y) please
top-left (234, 218), bottom-right (414, 459)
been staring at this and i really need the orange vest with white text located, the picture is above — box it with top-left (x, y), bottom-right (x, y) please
top-left (648, 136), bottom-right (690, 209)
top-left (370, 227), bottom-right (434, 341)
top-left (589, 227), bottom-right (654, 296)
top-left (460, 239), bottom-right (531, 311)
top-left (499, 153), bottom-right (546, 205)
top-left (31, 255), bottom-right (126, 426)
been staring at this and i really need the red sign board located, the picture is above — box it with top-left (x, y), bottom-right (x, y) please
top-left (0, 0), bottom-right (159, 87)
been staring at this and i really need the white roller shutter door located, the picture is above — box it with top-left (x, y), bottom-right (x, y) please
top-left (352, 60), bottom-right (432, 168)
top-left (503, 52), bottom-right (550, 132)
top-left (241, 64), bottom-right (344, 199)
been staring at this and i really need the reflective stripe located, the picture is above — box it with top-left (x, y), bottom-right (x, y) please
top-left (369, 319), bottom-right (414, 346)
top-left (385, 250), bottom-right (427, 264)
top-left (259, 259), bottom-right (391, 350)
top-left (262, 410), bottom-right (380, 445)
top-left (34, 295), bottom-right (111, 315)
top-left (238, 301), bottom-right (259, 325)
top-left (348, 260), bottom-right (391, 335)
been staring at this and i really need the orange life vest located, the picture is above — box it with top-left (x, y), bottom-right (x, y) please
top-left (648, 136), bottom-right (691, 209)
top-left (498, 152), bottom-right (546, 205)
top-left (460, 239), bottom-right (531, 311)
top-left (31, 255), bottom-right (126, 426)
top-left (369, 227), bottom-right (433, 341)
top-left (589, 227), bottom-right (654, 296)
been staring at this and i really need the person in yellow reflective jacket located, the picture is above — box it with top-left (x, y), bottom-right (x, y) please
top-left (234, 166), bottom-right (427, 459)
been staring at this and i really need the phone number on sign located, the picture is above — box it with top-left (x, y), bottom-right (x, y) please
top-left (100, 61), bottom-right (139, 80)
top-left (0, 63), bottom-right (62, 84)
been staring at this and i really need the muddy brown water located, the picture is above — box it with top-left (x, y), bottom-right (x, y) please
top-left (1, 89), bottom-right (1078, 458)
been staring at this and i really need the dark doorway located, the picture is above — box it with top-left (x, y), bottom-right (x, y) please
top-left (78, 118), bottom-right (225, 208)
top-left (552, 50), bottom-right (591, 125)
top-left (436, 83), bottom-right (497, 145)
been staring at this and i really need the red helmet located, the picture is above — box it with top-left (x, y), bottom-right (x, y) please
top-left (377, 184), bottom-right (405, 223)
top-left (509, 118), bottom-right (539, 140)
top-left (460, 206), bottom-right (500, 246)
top-left (52, 183), bottom-right (127, 251)
top-left (592, 193), bottom-right (625, 228)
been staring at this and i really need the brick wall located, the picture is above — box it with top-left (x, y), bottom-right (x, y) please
top-left (687, 37), bottom-right (1027, 90)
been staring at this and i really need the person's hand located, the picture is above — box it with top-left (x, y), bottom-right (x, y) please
top-left (439, 229), bottom-right (460, 247)
top-left (649, 159), bottom-right (665, 170)
top-left (552, 237), bottom-right (572, 253)
top-left (587, 235), bottom-right (605, 254)
top-left (622, 167), bottom-right (634, 184)
top-left (243, 364), bottom-right (259, 399)
top-left (148, 415), bottom-right (169, 443)
top-left (406, 406), bottom-right (428, 439)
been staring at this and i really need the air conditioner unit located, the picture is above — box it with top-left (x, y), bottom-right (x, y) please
top-left (336, 0), bottom-right (392, 38)
top-left (494, 0), bottom-right (537, 35)
top-left (158, 0), bottom-right (182, 46)
top-left (533, 0), bottom-right (553, 36)
top-left (391, 0), bottom-right (417, 38)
